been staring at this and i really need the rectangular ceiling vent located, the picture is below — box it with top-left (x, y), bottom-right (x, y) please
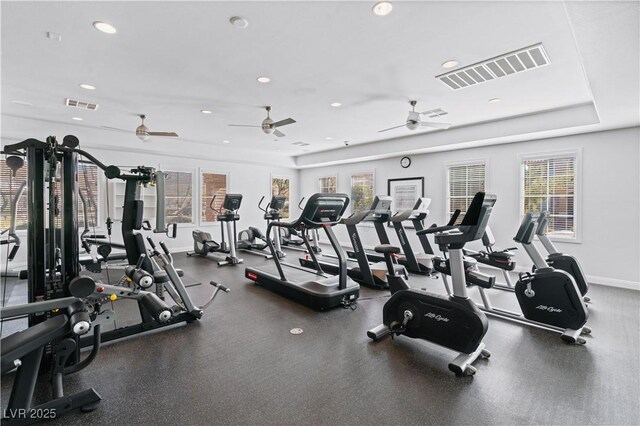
top-left (436, 43), bottom-right (550, 90)
top-left (292, 141), bottom-right (310, 146)
top-left (421, 108), bottom-right (448, 118)
top-left (65, 98), bottom-right (99, 110)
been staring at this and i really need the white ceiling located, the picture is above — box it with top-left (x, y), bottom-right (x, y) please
top-left (1, 1), bottom-right (638, 167)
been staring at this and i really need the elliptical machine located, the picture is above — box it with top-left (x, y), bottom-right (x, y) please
top-left (188, 194), bottom-right (244, 266)
top-left (367, 192), bottom-right (497, 376)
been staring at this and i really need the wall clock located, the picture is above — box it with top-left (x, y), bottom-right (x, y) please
top-left (400, 156), bottom-right (411, 168)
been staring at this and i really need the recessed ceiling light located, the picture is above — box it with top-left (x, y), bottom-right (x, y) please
top-left (257, 76), bottom-right (271, 84)
top-left (330, 102), bottom-right (342, 107)
top-left (71, 117), bottom-right (83, 121)
top-left (12, 100), bottom-right (33, 106)
top-left (201, 109), bottom-right (213, 114)
top-left (303, 149), bottom-right (310, 152)
top-left (223, 140), bottom-right (230, 144)
top-left (93, 21), bottom-right (117, 34)
top-left (325, 137), bottom-right (333, 140)
top-left (372, 1), bottom-right (393, 16)
top-left (488, 98), bottom-right (501, 103)
top-left (230, 16), bottom-right (249, 28)
top-left (441, 60), bottom-right (459, 69)
top-left (79, 84), bottom-right (95, 90)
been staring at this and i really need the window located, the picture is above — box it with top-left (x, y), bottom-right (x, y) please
top-left (447, 162), bottom-right (486, 224)
top-left (271, 177), bottom-right (290, 219)
top-left (77, 162), bottom-right (100, 228)
top-left (318, 176), bottom-right (337, 193)
top-left (521, 153), bottom-right (578, 239)
top-left (350, 172), bottom-right (374, 213)
top-left (0, 158), bottom-right (100, 232)
top-left (0, 156), bottom-right (28, 231)
top-left (201, 172), bottom-right (228, 223)
top-left (165, 171), bottom-right (194, 224)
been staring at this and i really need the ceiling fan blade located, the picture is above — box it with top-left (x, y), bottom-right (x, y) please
top-left (378, 124), bottom-right (406, 133)
top-left (273, 129), bottom-right (286, 138)
top-left (271, 118), bottom-right (296, 128)
top-left (147, 131), bottom-right (179, 137)
top-left (228, 124), bottom-right (261, 128)
top-left (99, 125), bottom-right (131, 133)
top-left (420, 122), bottom-right (451, 129)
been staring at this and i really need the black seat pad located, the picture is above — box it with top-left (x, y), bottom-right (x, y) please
top-left (374, 244), bottom-right (401, 254)
top-left (1, 315), bottom-right (69, 374)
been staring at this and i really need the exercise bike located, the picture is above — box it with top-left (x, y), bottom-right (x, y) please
top-left (368, 192), bottom-right (497, 376)
top-left (533, 211), bottom-right (590, 302)
top-left (188, 194), bottom-right (244, 266)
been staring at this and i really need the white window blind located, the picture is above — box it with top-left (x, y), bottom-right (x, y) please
top-left (165, 171), bottom-right (194, 224)
top-left (319, 176), bottom-right (337, 193)
top-left (0, 159), bottom-right (100, 231)
top-left (522, 155), bottom-right (577, 238)
top-left (77, 162), bottom-right (100, 228)
top-left (351, 172), bottom-right (374, 213)
top-left (0, 158), bottom-right (28, 231)
top-left (201, 172), bottom-right (227, 222)
top-left (448, 163), bottom-right (485, 223)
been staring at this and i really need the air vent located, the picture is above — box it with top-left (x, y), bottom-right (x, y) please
top-left (422, 108), bottom-right (448, 118)
top-left (65, 98), bottom-right (99, 110)
top-left (292, 141), bottom-right (310, 146)
top-left (436, 43), bottom-right (550, 90)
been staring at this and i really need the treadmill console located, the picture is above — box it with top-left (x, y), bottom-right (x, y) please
top-left (301, 193), bottom-right (350, 226)
top-left (222, 194), bottom-right (243, 211)
top-left (269, 195), bottom-right (286, 211)
top-left (413, 197), bottom-right (432, 212)
top-left (364, 195), bottom-right (392, 222)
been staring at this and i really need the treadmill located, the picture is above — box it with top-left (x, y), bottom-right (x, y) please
top-left (298, 196), bottom-right (405, 289)
top-left (363, 198), bottom-right (460, 274)
top-left (245, 193), bottom-right (359, 310)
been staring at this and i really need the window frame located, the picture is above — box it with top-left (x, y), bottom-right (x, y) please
top-left (161, 167), bottom-right (196, 227)
top-left (0, 158), bottom-right (103, 235)
top-left (518, 149), bottom-right (582, 243)
top-left (444, 159), bottom-right (488, 222)
top-left (198, 169), bottom-right (230, 225)
top-left (270, 174), bottom-right (293, 219)
top-left (349, 169), bottom-right (376, 215)
top-left (76, 161), bottom-right (103, 229)
top-left (318, 175), bottom-right (338, 194)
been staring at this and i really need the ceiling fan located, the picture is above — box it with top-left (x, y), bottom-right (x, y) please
top-left (378, 100), bottom-right (451, 133)
top-left (100, 114), bottom-right (179, 142)
top-left (228, 106), bottom-right (296, 137)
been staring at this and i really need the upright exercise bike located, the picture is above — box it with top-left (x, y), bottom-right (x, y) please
top-left (534, 211), bottom-right (590, 302)
top-left (368, 192), bottom-right (497, 376)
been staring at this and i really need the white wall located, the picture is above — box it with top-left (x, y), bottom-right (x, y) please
top-left (299, 127), bottom-right (640, 288)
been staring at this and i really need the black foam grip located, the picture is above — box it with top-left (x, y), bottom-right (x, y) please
top-left (140, 293), bottom-right (171, 322)
top-left (8, 245), bottom-right (19, 261)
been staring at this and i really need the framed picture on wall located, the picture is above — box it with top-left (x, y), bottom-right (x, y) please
top-left (387, 177), bottom-right (424, 228)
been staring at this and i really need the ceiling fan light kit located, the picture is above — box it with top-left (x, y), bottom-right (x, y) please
top-left (378, 100), bottom-right (451, 133)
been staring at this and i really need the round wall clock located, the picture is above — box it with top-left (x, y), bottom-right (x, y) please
top-left (400, 156), bottom-right (411, 168)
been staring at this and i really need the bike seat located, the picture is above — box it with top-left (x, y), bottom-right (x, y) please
top-left (374, 244), bottom-right (401, 255)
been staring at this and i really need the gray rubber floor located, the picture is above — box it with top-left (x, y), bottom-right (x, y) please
top-left (1, 248), bottom-right (639, 425)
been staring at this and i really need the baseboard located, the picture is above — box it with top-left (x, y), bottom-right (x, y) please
top-left (331, 241), bottom-right (640, 292)
top-left (584, 276), bottom-right (639, 291)
top-left (173, 246), bottom-right (194, 254)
